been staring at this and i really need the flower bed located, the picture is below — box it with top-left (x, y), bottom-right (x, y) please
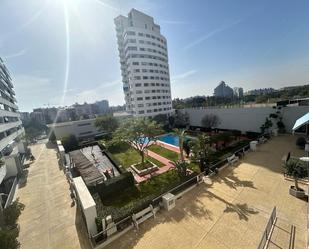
top-left (131, 161), bottom-right (159, 176)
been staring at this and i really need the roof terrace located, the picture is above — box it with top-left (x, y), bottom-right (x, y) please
top-left (104, 135), bottom-right (307, 249)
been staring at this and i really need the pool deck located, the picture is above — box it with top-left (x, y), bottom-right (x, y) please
top-left (104, 135), bottom-right (308, 249)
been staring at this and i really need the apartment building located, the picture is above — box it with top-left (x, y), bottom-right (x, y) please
top-left (0, 57), bottom-right (24, 155)
top-left (114, 9), bottom-right (172, 117)
top-left (213, 81), bottom-right (234, 98)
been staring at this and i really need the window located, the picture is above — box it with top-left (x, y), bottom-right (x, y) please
top-left (127, 31), bottom-right (135, 36)
top-left (145, 24), bottom-right (148, 29)
top-left (139, 40), bottom-right (145, 44)
top-left (136, 90), bottom-right (142, 94)
top-left (138, 32), bottom-right (143, 36)
top-left (146, 34), bottom-right (150, 38)
top-left (147, 110), bottom-right (152, 113)
top-left (137, 97), bottom-right (143, 101)
top-left (134, 69), bottom-right (140, 73)
top-left (137, 104), bottom-right (144, 107)
top-left (143, 76), bottom-right (148, 80)
top-left (138, 110), bottom-right (145, 114)
top-left (132, 62), bottom-right (139, 65)
top-left (135, 83), bottom-right (142, 87)
top-left (144, 83), bottom-right (149, 86)
top-left (145, 96), bottom-right (150, 100)
top-left (134, 76), bottom-right (141, 80)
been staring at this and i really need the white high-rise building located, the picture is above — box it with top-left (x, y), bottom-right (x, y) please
top-left (114, 9), bottom-right (172, 117)
top-left (0, 57), bottom-right (24, 155)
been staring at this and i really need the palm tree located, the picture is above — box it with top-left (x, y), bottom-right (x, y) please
top-left (283, 158), bottom-right (307, 190)
top-left (174, 129), bottom-right (186, 162)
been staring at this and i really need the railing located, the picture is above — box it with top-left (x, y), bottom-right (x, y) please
top-left (91, 216), bottom-right (133, 246)
top-left (4, 176), bottom-right (18, 208)
top-left (257, 206), bottom-right (277, 249)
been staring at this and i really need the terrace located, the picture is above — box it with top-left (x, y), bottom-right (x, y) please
top-left (104, 135), bottom-right (307, 249)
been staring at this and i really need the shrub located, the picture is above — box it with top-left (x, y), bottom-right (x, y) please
top-left (0, 228), bottom-right (20, 249)
top-left (296, 137), bottom-right (306, 149)
top-left (3, 198), bottom-right (25, 227)
top-left (246, 131), bottom-right (260, 139)
top-left (61, 135), bottom-right (79, 152)
top-left (96, 172), bottom-right (135, 198)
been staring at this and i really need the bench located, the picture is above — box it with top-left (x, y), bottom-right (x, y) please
top-left (132, 205), bottom-right (155, 229)
top-left (227, 154), bottom-right (239, 165)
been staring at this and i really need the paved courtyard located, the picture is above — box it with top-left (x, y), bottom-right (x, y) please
top-left (105, 135), bottom-right (308, 249)
top-left (17, 142), bottom-right (91, 249)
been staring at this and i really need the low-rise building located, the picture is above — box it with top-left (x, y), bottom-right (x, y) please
top-left (48, 118), bottom-right (104, 141)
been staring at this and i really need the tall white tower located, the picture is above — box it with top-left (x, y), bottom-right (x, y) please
top-left (114, 9), bottom-right (172, 117)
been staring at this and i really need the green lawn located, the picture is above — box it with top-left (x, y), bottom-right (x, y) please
top-left (107, 142), bottom-right (164, 168)
top-left (148, 144), bottom-right (179, 162)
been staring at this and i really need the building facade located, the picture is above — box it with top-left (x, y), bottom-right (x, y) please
top-left (213, 81), bottom-right (234, 98)
top-left (114, 9), bottom-right (172, 117)
top-left (233, 87), bottom-right (244, 98)
top-left (0, 57), bottom-right (24, 155)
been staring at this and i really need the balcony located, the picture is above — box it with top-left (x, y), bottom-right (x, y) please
top-left (0, 127), bottom-right (25, 152)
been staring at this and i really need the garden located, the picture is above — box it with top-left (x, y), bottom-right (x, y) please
top-left (91, 114), bottom-right (261, 233)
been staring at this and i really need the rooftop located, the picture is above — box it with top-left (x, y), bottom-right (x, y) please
top-left (69, 145), bottom-right (120, 186)
top-left (105, 135), bottom-right (307, 249)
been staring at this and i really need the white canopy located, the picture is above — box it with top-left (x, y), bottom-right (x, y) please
top-left (292, 113), bottom-right (309, 131)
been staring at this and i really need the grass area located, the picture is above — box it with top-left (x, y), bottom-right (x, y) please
top-left (107, 142), bottom-right (164, 168)
top-left (188, 162), bottom-right (201, 173)
top-left (148, 144), bottom-right (179, 162)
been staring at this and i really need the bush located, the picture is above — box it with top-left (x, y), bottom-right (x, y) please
top-left (61, 135), bottom-right (79, 152)
top-left (0, 228), bottom-right (20, 249)
top-left (296, 137), bottom-right (306, 149)
top-left (246, 131), bottom-right (260, 139)
top-left (3, 198), bottom-right (25, 227)
top-left (96, 172), bottom-right (135, 198)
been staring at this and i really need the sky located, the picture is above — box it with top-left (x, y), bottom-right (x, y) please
top-left (0, 0), bottom-right (308, 112)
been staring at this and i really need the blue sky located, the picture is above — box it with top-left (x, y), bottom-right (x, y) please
top-left (0, 0), bottom-right (308, 112)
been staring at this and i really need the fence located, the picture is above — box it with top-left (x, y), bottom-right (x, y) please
top-left (257, 206), bottom-right (277, 249)
top-left (91, 216), bottom-right (133, 247)
top-left (4, 176), bottom-right (18, 208)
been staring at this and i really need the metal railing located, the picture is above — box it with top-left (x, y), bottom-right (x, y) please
top-left (91, 216), bottom-right (133, 246)
top-left (257, 206), bottom-right (277, 249)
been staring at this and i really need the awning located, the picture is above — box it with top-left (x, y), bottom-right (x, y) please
top-left (292, 112), bottom-right (309, 131)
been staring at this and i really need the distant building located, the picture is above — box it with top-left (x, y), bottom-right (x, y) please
top-left (30, 111), bottom-right (46, 124)
top-left (233, 87), bottom-right (244, 98)
top-left (96, 100), bottom-right (109, 114)
top-left (114, 9), bottom-right (172, 117)
top-left (20, 112), bottom-right (30, 123)
top-left (213, 81), bottom-right (234, 98)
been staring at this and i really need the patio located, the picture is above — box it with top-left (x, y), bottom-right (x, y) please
top-left (104, 134), bottom-right (307, 249)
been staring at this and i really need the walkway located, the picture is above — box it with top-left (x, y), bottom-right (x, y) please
top-left (105, 135), bottom-right (307, 249)
top-left (17, 142), bottom-right (91, 249)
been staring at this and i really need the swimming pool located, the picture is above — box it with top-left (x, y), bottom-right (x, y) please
top-left (157, 134), bottom-right (180, 147)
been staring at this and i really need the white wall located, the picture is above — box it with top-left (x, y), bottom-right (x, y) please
top-left (49, 119), bottom-right (101, 140)
top-left (180, 106), bottom-right (309, 133)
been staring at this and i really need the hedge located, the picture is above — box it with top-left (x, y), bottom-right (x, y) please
top-left (96, 172), bottom-right (135, 199)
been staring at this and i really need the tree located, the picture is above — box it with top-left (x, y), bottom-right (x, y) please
top-left (61, 134), bottom-right (79, 152)
top-left (170, 160), bottom-right (188, 179)
top-left (23, 118), bottom-right (47, 141)
top-left (3, 198), bottom-right (25, 228)
top-left (174, 129), bottom-right (186, 162)
top-left (183, 139), bottom-right (191, 157)
top-left (201, 114), bottom-right (220, 130)
top-left (48, 131), bottom-right (56, 143)
top-left (283, 159), bottom-right (307, 190)
top-left (191, 134), bottom-right (211, 173)
top-left (152, 114), bottom-right (169, 131)
top-left (0, 198), bottom-right (25, 249)
top-left (95, 115), bottom-right (119, 134)
top-left (112, 118), bottom-right (163, 165)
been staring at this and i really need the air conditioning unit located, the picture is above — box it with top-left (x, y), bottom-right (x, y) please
top-left (162, 193), bottom-right (175, 211)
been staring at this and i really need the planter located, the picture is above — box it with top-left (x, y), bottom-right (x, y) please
top-left (289, 186), bottom-right (305, 198)
top-left (131, 161), bottom-right (159, 176)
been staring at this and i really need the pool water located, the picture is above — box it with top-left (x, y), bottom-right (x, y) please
top-left (158, 134), bottom-right (180, 147)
